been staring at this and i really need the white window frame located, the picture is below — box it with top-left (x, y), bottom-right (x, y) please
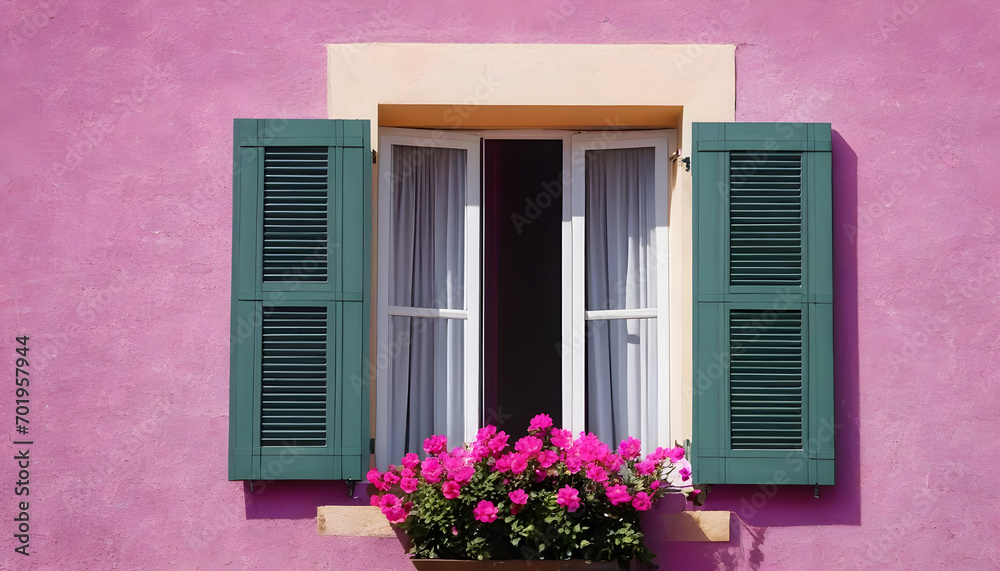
top-left (570, 130), bottom-right (675, 448)
top-left (375, 129), bottom-right (481, 468)
top-left (375, 127), bottom-right (675, 466)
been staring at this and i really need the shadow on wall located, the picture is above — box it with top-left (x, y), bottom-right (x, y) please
top-left (649, 132), bottom-right (860, 571)
top-left (244, 480), bottom-right (369, 519)
top-left (650, 516), bottom-right (765, 570)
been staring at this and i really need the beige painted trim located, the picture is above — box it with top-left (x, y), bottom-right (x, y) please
top-left (317, 506), bottom-right (396, 538)
top-left (317, 506), bottom-right (731, 542)
top-left (328, 43), bottom-right (736, 447)
top-left (656, 511), bottom-right (732, 542)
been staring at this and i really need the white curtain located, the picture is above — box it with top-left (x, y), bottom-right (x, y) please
top-left (388, 145), bottom-right (467, 461)
top-left (585, 147), bottom-right (658, 447)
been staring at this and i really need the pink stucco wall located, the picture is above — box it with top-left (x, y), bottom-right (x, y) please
top-left (1, 0), bottom-right (998, 568)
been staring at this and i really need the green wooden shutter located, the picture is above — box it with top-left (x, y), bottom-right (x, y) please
top-left (229, 119), bottom-right (371, 481)
top-left (692, 123), bottom-right (834, 486)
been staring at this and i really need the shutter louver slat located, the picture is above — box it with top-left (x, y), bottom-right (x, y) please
top-left (729, 310), bottom-right (803, 450)
top-left (730, 152), bottom-right (803, 286)
top-left (263, 147), bottom-right (329, 282)
top-left (260, 306), bottom-right (328, 447)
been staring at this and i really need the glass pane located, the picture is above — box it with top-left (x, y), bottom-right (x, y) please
top-left (390, 145), bottom-right (467, 310)
top-left (585, 318), bottom-right (657, 449)
top-left (584, 147), bottom-right (656, 311)
top-left (387, 316), bottom-right (465, 461)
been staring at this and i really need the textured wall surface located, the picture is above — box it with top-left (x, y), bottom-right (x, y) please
top-left (1, 0), bottom-right (998, 569)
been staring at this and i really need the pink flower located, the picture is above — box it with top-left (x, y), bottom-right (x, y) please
top-left (421, 457), bottom-right (443, 483)
top-left (494, 454), bottom-right (512, 473)
top-left (382, 471), bottom-right (400, 485)
top-left (369, 494), bottom-right (381, 507)
top-left (667, 446), bottom-right (686, 463)
top-left (442, 480), bottom-right (461, 500)
top-left (400, 477), bottom-right (418, 494)
top-left (509, 489), bottom-right (528, 505)
top-left (550, 428), bottom-right (573, 449)
top-left (586, 463), bottom-right (608, 483)
top-left (632, 491), bottom-right (652, 511)
top-left (618, 437), bottom-right (642, 459)
top-left (650, 480), bottom-right (661, 490)
top-left (606, 484), bottom-right (631, 506)
top-left (528, 413), bottom-right (553, 432)
top-left (400, 467), bottom-right (414, 479)
top-left (368, 468), bottom-right (390, 491)
top-left (423, 435), bottom-right (447, 455)
top-left (378, 493), bottom-right (401, 509)
top-left (450, 465), bottom-right (475, 484)
top-left (634, 458), bottom-right (656, 476)
top-left (443, 455), bottom-right (465, 473)
top-left (488, 431), bottom-right (510, 453)
top-left (668, 459), bottom-right (693, 486)
top-left (537, 449), bottom-right (559, 468)
top-left (509, 452), bottom-right (529, 475)
top-left (564, 455), bottom-right (583, 474)
top-left (556, 485), bottom-right (581, 512)
top-left (576, 434), bottom-right (610, 462)
top-left (515, 436), bottom-right (544, 456)
top-left (401, 452), bottom-right (420, 470)
top-left (648, 447), bottom-right (668, 462)
top-left (383, 505), bottom-right (409, 523)
top-left (471, 442), bottom-right (490, 462)
top-left (476, 425), bottom-right (497, 442)
top-left (605, 453), bottom-right (623, 473)
top-left (473, 500), bottom-right (498, 523)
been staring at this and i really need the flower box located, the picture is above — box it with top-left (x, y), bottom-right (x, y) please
top-left (410, 559), bottom-right (620, 570)
top-left (372, 414), bottom-right (697, 569)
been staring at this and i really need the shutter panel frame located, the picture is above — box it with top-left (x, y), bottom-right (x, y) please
top-left (692, 122), bottom-right (834, 486)
top-left (229, 119), bottom-right (371, 481)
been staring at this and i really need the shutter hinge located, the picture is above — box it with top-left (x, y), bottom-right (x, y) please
top-left (372, 149), bottom-right (377, 164)
top-left (369, 437), bottom-right (375, 454)
top-left (670, 149), bottom-right (690, 172)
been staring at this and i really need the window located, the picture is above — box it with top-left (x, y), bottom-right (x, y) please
top-left (374, 129), bottom-right (674, 467)
top-left (227, 119), bottom-right (835, 486)
top-left (228, 44), bottom-right (833, 485)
